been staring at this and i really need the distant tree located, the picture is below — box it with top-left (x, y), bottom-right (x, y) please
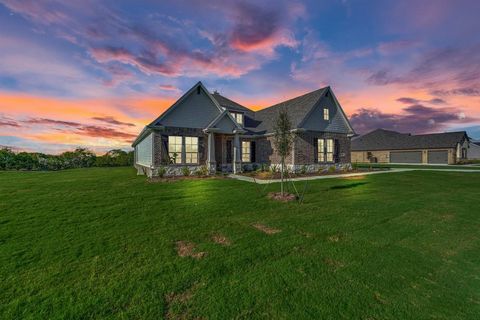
top-left (273, 108), bottom-right (294, 196)
top-left (0, 147), bottom-right (16, 170)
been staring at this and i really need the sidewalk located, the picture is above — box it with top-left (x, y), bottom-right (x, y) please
top-left (229, 168), bottom-right (480, 184)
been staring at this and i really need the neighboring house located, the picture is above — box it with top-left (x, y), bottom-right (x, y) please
top-left (468, 141), bottom-right (480, 160)
top-left (132, 81), bottom-right (355, 177)
top-left (351, 129), bottom-right (470, 165)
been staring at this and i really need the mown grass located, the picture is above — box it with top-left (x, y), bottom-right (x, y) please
top-left (356, 162), bottom-right (480, 170)
top-left (1, 168), bottom-right (480, 319)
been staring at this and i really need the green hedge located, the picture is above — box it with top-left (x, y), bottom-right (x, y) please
top-left (0, 147), bottom-right (134, 171)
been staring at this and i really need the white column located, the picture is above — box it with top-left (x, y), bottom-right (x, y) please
top-left (207, 132), bottom-right (216, 173)
top-left (233, 133), bottom-right (242, 173)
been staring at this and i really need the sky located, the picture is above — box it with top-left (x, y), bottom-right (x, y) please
top-left (0, 0), bottom-right (479, 154)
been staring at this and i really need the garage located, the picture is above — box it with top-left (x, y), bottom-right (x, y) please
top-left (428, 150), bottom-right (448, 164)
top-left (390, 151), bottom-right (422, 163)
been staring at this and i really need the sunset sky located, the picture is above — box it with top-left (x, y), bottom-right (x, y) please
top-left (0, 0), bottom-right (479, 154)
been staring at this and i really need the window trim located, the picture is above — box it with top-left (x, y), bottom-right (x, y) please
top-left (230, 112), bottom-right (244, 126)
top-left (242, 141), bottom-right (251, 163)
top-left (168, 136), bottom-right (183, 164)
top-left (185, 136), bottom-right (199, 164)
top-left (317, 138), bottom-right (335, 163)
top-left (168, 135), bottom-right (199, 165)
top-left (323, 108), bottom-right (329, 121)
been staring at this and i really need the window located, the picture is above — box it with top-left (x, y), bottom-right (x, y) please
top-left (326, 139), bottom-right (334, 162)
top-left (318, 138), bottom-right (335, 163)
top-left (317, 139), bottom-right (325, 162)
top-left (231, 112), bottom-right (244, 125)
top-left (185, 136), bottom-right (198, 164)
top-left (323, 108), bottom-right (329, 120)
top-left (168, 136), bottom-right (182, 164)
top-left (242, 141), bottom-right (251, 162)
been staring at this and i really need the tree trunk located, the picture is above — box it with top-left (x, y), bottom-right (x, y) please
top-left (281, 157), bottom-right (284, 196)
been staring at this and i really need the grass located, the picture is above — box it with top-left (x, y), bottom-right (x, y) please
top-left (1, 167), bottom-right (480, 319)
top-left (356, 162), bottom-right (480, 170)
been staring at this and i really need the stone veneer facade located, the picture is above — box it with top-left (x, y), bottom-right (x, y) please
top-left (135, 128), bottom-right (352, 177)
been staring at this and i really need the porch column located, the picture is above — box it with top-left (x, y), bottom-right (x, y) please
top-left (233, 133), bottom-right (242, 173)
top-left (207, 132), bottom-right (216, 174)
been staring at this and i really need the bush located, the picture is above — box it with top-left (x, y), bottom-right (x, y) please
top-left (181, 166), bottom-right (191, 176)
top-left (300, 165), bottom-right (307, 175)
top-left (270, 164), bottom-right (279, 173)
top-left (328, 166), bottom-right (337, 173)
top-left (0, 147), bottom-right (134, 171)
top-left (195, 166), bottom-right (209, 176)
top-left (157, 166), bottom-right (167, 178)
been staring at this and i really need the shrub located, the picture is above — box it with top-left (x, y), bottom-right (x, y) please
top-left (195, 166), bottom-right (209, 176)
top-left (300, 165), bottom-right (307, 175)
top-left (181, 166), bottom-right (191, 176)
top-left (328, 166), bottom-right (336, 173)
top-left (260, 163), bottom-right (268, 172)
top-left (270, 164), bottom-right (279, 173)
top-left (157, 166), bottom-right (167, 178)
top-left (352, 161), bottom-right (358, 171)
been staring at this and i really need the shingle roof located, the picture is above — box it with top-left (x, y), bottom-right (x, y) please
top-left (254, 87), bottom-right (328, 133)
top-left (351, 129), bottom-right (468, 151)
top-left (211, 93), bottom-right (254, 115)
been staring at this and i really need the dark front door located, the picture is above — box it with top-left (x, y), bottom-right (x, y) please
top-left (226, 140), bottom-right (232, 164)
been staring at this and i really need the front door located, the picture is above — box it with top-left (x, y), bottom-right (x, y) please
top-left (226, 140), bottom-right (232, 164)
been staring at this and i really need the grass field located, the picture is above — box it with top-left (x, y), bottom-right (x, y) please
top-left (1, 168), bottom-right (480, 319)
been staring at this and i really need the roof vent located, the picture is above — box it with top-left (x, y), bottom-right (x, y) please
top-left (213, 90), bottom-right (219, 95)
top-left (197, 86), bottom-right (201, 95)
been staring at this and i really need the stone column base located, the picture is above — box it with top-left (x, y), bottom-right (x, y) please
top-left (233, 161), bottom-right (242, 173)
top-left (208, 162), bottom-right (217, 174)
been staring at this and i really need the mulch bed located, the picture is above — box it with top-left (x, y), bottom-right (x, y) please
top-left (267, 192), bottom-right (297, 202)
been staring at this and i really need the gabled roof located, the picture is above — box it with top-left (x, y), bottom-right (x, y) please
top-left (352, 129), bottom-right (468, 151)
top-left (254, 87), bottom-right (328, 133)
top-left (211, 92), bottom-right (253, 115)
top-left (204, 109), bottom-right (245, 133)
top-left (148, 81), bottom-right (223, 127)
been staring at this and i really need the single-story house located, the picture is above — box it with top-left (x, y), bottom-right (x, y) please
top-left (132, 81), bottom-right (355, 177)
top-left (351, 129), bottom-right (470, 165)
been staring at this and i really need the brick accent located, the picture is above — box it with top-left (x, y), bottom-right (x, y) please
top-left (294, 131), bottom-right (351, 165)
top-left (153, 127), bottom-right (208, 166)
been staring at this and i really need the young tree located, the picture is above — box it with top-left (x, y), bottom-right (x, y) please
top-left (273, 108), bottom-right (294, 196)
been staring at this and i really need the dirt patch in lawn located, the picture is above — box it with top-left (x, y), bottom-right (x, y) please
top-left (267, 192), bottom-right (296, 202)
top-left (324, 257), bottom-right (345, 270)
top-left (164, 283), bottom-right (202, 319)
top-left (175, 241), bottom-right (206, 259)
top-left (327, 233), bottom-right (346, 243)
top-left (212, 234), bottom-right (231, 246)
top-left (253, 223), bottom-right (281, 235)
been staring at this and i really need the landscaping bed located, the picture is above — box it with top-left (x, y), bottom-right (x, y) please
top-left (239, 167), bottom-right (386, 180)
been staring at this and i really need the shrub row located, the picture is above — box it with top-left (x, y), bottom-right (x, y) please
top-left (0, 147), bottom-right (134, 171)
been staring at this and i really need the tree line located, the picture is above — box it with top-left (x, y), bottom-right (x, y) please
top-left (0, 147), bottom-right (134, 171)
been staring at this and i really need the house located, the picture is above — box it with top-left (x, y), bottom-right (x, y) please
top-left (351, 129), bottom-right (470, 165)
top-left (132, 81), bottom-right (355, 176)
top-left (468, 141), bottom-right (480, 160)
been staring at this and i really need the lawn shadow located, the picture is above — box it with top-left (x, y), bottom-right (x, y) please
top-left (329, 182), bottom-right (369, 190)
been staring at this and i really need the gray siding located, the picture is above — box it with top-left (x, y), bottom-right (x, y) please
top-left (158, 87), bottom-right (221, 128)
top-left (135, 133), bottom-right (153, 167)
top-left (301, 95), bottom-right (351, 133)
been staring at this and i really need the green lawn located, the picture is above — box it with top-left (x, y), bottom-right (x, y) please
top-left (356, 162), bottom-right (480, 170)
top-left (1, 168), bottom-right (480, 319)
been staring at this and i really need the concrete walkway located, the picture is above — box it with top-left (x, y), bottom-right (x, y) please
top-left (229, 168), bottom-right (480, 184)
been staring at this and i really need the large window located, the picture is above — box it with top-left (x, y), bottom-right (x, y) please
top-left (317, 139), bottom-right (325, 162)
top-left (185, 137), bottom-right (198, 164)
top-left (242, 141), bottom-right (250, 162)
top-left (168, 136), bottom-right (182, 164)
top-left (323, 108), bottom-right (329, 120)
top-left (231, 112), bottom-right (244, 125)
top-left (318, 138), bottom-right (335, 163)
top-left (168, 136), bottom-right (198, 164)
top-left (326, 139), bottom-right (334, 162)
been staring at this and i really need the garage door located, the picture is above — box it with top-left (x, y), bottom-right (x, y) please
top-left (428, 150), bottom-right (448, 164)
top-left (390, 151), bottom-right (422, 163)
